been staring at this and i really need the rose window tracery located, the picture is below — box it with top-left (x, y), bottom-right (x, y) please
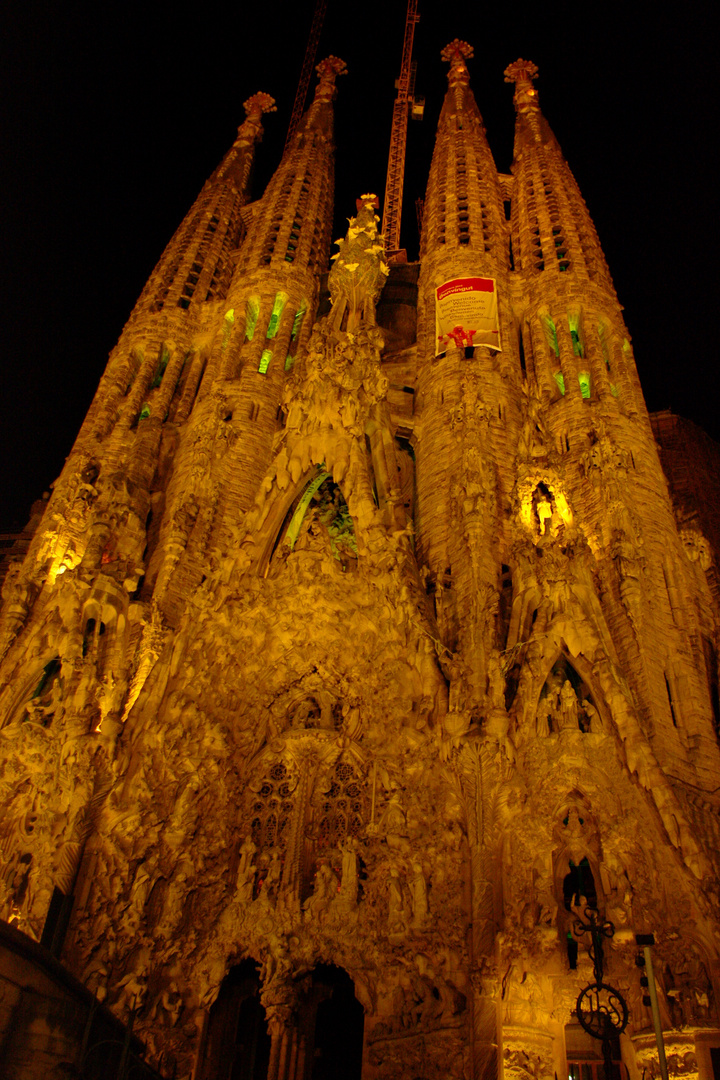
top-left (248, 760), bottom-right (297, 853)
top-left (314, 759), bottom-right (365, 857)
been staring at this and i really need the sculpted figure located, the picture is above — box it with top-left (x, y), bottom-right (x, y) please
top-left (558, 679), bottom-right (579, 731)
top-left (235, 836), bottom-right (257, 905)
top-left (304, 861), bottom-right (338, 922)
top-left (536, 494), bottom-right (553, 535)
top-left (486, 654), bottom-right (506, 710)
top-left (377, 787), bottom-right (407, 850)
top-left (387, 865), bottom-right (408, 933)
top-left (257, 850), bottom-right (282, 907)
top-left (580, 698), bottom-right (599, 733)
top-left (409, 861), bottom-right (429, 928)
top-left (535, 694), bottom-right (552, 737)
top-left (337, 836), bottom-right (358, 907)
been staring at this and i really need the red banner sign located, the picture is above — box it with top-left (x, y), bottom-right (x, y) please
top-left (435, 276), bottom-right (501, 355)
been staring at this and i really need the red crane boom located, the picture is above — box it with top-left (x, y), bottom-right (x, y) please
top-left (285, 0), bottom-right (329, 150)
top-left (382, 0), bottom-right (422, 259)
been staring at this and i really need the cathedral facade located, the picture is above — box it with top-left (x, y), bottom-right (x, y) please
top-left (1, 40), bottom-right (720, 1080)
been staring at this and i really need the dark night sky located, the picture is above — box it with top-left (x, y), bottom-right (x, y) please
top-left (0, 0), bottom-right (717, 531)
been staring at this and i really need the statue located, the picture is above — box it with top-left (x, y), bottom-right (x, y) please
top-left (257, 851), bottom-right (282, 907)
top-left (304, 861), bottom-right (338, 922)
top-left (536, 494), bottom-right (553, 535)
top-left (536, 693), bottom-right (552, 737)
top-left (377, 786), bottom-right (408, 850)
top-left (234, 836), bottom-right (257, 905)
top-left (558, 679), bottom-right (579, 731)
top-left (580, 698), bottom-right (599, 733)
top-left (409, 861), bottom-right (429, 928)
top-left (337, 836), bottom-right (358, 908)
top-left (387, 865), bottom-right (408, 933)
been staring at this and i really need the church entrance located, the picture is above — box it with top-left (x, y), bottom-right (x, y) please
top-left (303, 964), bottom-right (364, 1080)
top-left (196, 962), bottom-right (364, 1080)
top-left (198, 960), bottom-right (271, 1080)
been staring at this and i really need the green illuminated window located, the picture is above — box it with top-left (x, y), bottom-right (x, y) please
top-left (222, 308), bottom-right (235, 350)
top-left (284, 302), bottom-right (307, 371)
top-left (568, 314), bottom-right (584, 357)
top-left (554, 372), bottom-right (566, 396)
top-left (266, 292), bottom-right (288, 339)
top-left (245, 297), bottom-right (260, 341)
top-left (578, 372), bottom-right (591, 399)
top-left (610, 384), bottom-right (619, 398)
top-left (139, 403), bottom-right (151, 420)
top-left (291, 304), bottom-right (306, 341)
top-left (151, 347), bottom-right (170, 388)
top-left (542, 315), bottom-right (559, 357)
top-left (258, 349), bottom-right (273, 374)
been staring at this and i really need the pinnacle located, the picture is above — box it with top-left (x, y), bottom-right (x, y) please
top-left (242, 92), bottom-right (277, 119)
top-left (504, 58), bottom-right (539, 85)
top-left (441, 39), bottom-right (473, 87)
top-left (314, 55), bottom-right (348, 102)
top-left (441, 39), bottom-right (474, 65)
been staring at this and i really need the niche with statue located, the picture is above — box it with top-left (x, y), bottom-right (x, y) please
top-left (535, 657), bottom-right (601, 736)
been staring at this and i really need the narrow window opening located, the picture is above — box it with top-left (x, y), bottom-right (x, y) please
top-left (266, 292), bottom-right (288, 339)
top-left (151, 346), bottom-right (170, 388)
top-left (578, 371), bottom-right (591, 399)
top-left (665, 673), bottom-right (678, 728)
top-left (554, 372), bottom-right (566, 396)
top-left (568, 313), bottom-right (584, 357)
top-left (245, 297), bottom-right (260, 342)
top-left (702, 637), bottom-right (720, 737)
top-left (542, 315), bottom-right (560, 357)
top-left (258, 349), bottom-right (273, 375)
top-left (598, 323), bottom-right (612, 369)
top-left (518, 327), bottom-right (526, 374)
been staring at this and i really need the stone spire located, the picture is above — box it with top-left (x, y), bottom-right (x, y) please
top-left (231, 57), bottom-right (346, 282)
top-left (504, 58), bottom-right (614, 291)
top-left (133, 91), bottom-right (277, 317)
top-left (420, 40), bottom-right (507, 275)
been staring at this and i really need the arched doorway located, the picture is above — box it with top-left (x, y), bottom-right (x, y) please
top-left (198, 959), bottom-right (271, 1080)
top-left (304, 965), bottom-right (364, 1080)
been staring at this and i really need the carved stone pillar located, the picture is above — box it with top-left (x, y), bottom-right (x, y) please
top-left (262, 990), bottom-right (299, 1080)
top-left (502, 1025), bottom-right (556, 1080)
top-left (632, 1032), bottom-right (699, 1080)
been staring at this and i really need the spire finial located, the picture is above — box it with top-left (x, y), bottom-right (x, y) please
top-left (314, 56), bottom-right (348, 103)
top-left (243, 92), bottom-right (277, 122)
top-left (441, 39), bottom-right (473, 86)
top-left (236, 92), bottom-right (277, 146)
top-left (504, 59), bottom-right (540, 109)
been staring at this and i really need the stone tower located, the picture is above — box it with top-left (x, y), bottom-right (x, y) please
top-left (1, 42), bottom-right (720, 1080)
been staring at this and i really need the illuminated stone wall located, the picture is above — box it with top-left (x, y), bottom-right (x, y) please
top-left (1, 44), bottom-right (720, 1080)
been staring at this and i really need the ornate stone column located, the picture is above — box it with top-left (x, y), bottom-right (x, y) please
top-left (632, 1032), bottom-right (699, 1080)
top-left (502, 1025), bottom-right (556, 1080)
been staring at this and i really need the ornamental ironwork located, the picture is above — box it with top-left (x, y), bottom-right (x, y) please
top-left (573, 907), bottom-right (629, 1079)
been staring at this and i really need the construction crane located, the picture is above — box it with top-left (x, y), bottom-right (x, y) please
top-left (382, 0), bottom-right (424, 260)
top-left (285, 0), bottom-right (329, 150)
